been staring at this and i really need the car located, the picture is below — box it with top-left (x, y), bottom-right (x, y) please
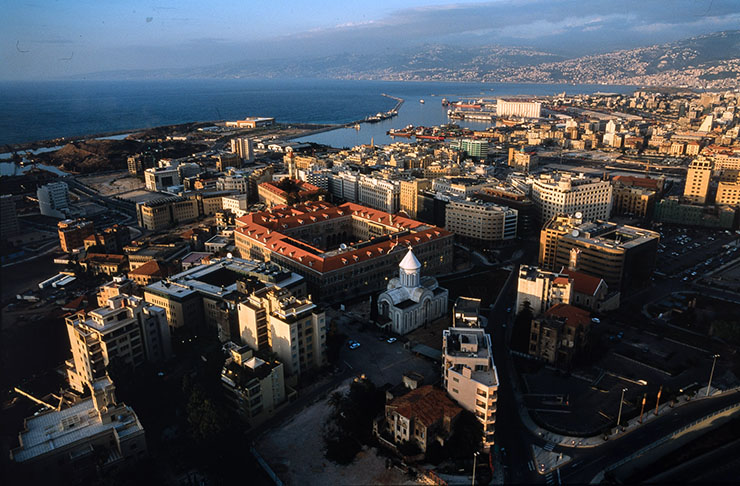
top-left (387, 337), bottom-right (397, 344)
top-left (591, 317), bottom-right (600, 323)
top-left (349, 341), bottom-right (361, 350)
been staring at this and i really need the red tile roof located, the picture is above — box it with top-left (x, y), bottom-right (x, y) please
top-left (234, 202), bottom-right (451, 274)
top-left (545, 303), bottom-right (591, 329)
top-left (612, 175), bottom-right (662, 191)
top-left (128, 260), bottom-right (169, 278)
top-left (561, 268), bottom-right (605, 296)
top-left (389, 385), bottom-right (461, 428)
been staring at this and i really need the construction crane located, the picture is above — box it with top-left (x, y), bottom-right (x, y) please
top-left (14, 387), bottom-right (62, 411)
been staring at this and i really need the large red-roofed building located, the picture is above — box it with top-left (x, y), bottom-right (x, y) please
top-left (234, 201), bottom-right (453, 301)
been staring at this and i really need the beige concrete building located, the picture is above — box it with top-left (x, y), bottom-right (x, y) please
top-left (531, 173), bottom-right (613, 223)
top-left (538, 215), bottom-right (659, 292)
top-left (58, 219), bottom-right (95, 253)
top-left (220, 342), bottom-right (288, 427)
top-left (442, 326), bottom-right (499, 450)
top-left (136, 196), bottom-right (199, 231)
top-left (683, 157), bottom-right (713, 204)
top-left (10, 377), bottom-right (146, 482)
top-left (231, 137), bottom-right (254, 163)
top-left (716, 181), bottom-right (740, 206)
top-left (400, 179), bottom-right (431, 218)
top-left (66, 295), bottom-right (172, 393)
top-left (611, 185), bottom-right (655, 218)
top-left (238, 288), bottom-right (327, 377)
top-left (445, 199), bottom-right (518, 245)
top-left (516, 265), bottom-right (573, 316)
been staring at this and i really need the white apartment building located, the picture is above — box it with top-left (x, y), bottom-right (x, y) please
top-left (217, 173), bottom-right (250, 194)
top-left (358, 175), bottom-right (400, 213)
top-left (442, 326), bottom-right (499, 449)
top-left (231, 137), bottom-right (255, 163)
top-left (432, 177), bottom-right (492, 197)
top-left (531, 173), bottom-right (613, 223)
top-left (238, 290), bottom-right (327, 377)
top-left (497, 99), bottom-right (542, 119)
top-left (222, 194), bottom-right (249, 217)
top-left (65, 295), bottom-right (172, 393)
top-left (516, 265), bottom-right (573, 316)
top-left (298, 167), bottom-right (330, 191)
top-left (445, 199), bottom-right (518, 243)
top-left (37, 181), bottom-right (70, 218)
top-left (328, 171), bottom-right (360, 202)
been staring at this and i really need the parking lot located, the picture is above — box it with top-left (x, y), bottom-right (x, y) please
top-left (331, 311), bottom-right (441, 387)
top-left (654, 225), bottom-right (739, 279)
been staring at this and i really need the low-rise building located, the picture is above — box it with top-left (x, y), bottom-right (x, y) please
top-left (516, 265), bottom-right (572, 316)
top-left (528, 304), bottom-right (591, 369)
top-left (453, 297), bottom-right (482, 327)
top-left (136, 196), bottom-right (199, 231)
top-left (58, 219), bottom-right (94, 253)
top-left (376, 248), bottom-right (448, 335)
top-left (376, 385), bottom-right (462, 454)
top-left (80, 253), bottom-right (128, 276)
top-left (10, 377), bottom-right (146, 483)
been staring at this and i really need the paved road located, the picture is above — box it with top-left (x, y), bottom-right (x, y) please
top-left (485, 254), bottom-right (740, 484)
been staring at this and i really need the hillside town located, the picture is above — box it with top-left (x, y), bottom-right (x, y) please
top-left (3, 88), bottom-right (740, 485)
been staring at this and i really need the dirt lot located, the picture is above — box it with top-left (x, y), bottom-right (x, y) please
top-left (79, 171), bottom-right (144, 196)
top-left (257, 382), bottom-right (416, 486)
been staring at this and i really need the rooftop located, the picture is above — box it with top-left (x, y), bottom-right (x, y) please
top-left (388, 385), bottom-right (462, 428)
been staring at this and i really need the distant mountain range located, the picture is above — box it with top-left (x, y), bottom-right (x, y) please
top-left (81, 31), bottom-right (740, 88)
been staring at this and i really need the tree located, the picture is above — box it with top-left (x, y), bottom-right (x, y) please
top-left (511, 301), bottom-right (534, 353)
top-left (185, 383), bottom-right (225, 443)
top-left (446, 411), bottom-right (482, 458)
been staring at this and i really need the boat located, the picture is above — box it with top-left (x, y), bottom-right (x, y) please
top-left (354, 124), bottom-right (361, 130)
top-left (441, 98), bottom-right (449, 106)
top-left (419, 99), bottom-right (425, 104)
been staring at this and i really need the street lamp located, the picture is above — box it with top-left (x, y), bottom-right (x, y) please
top-left (472, 451), bottom-right (480, 486)
top-left (616, 388), bottom-right (628, 431)
top-left (706, 354), bottom-right (720, 397)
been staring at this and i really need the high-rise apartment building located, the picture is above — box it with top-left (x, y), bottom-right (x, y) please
top-left (238, 288), bottom-right (327, 377)
top-left (399, 179), bottom-right (431, 218)
top-left (231, 137), bottom-right (255, 163)
top-left (451, 139), bottom-right (489, 158)
top-left (442, 325), bottom-right (499, 450)
top-left (683, 157), bottom-right (713, 204)
top-left (531, 173), bottom-right (613, 223)
top-left (65, 295), bottom-right (172, 393)
top-left (37, 181), bottom-right (70, 218)
top-left (0, 195), bottom-right (20, 240)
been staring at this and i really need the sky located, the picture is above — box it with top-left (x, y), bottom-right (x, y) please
top-left (2, 0), bottom-right (739, 79)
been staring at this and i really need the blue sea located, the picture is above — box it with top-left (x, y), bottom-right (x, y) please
top-left (0, 79), bottom-right (635, 148)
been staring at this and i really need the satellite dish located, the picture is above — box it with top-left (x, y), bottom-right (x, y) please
top-left (574, 211), bottom-right (583, 219)
top-left (226, 252), bottom-right (233, 259)
top-left (339, 243), bottom-right (347, 251)
top-left (572, 229), bottom-right (580, 237)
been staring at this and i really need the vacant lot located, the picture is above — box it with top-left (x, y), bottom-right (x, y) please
top-left (257, 382), bottom-right (414, 486)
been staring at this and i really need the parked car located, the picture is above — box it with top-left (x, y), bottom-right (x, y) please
top-left (347, 340), bottom-right (361, 350)
top-left (386, 337), bottom-right (397, 344)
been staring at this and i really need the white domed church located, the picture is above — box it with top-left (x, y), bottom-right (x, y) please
top-left (377, 247), bottom-right (449, 335)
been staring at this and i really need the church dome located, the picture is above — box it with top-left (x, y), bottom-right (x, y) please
top-left (399, 248), bottom-right (421, 272)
